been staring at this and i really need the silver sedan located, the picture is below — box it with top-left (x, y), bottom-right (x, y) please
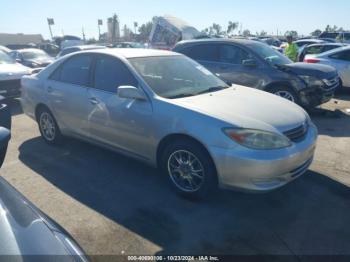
top-left (21, 49), bottom-right (318, 198)
top-left (304, 45), bottom-right (350, 89)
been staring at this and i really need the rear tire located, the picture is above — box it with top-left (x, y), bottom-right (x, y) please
top-left (37, 107), bottom-right (63, 145)
top-left (268, 86), bottom-right (300, 105)
top-left (161, 139), bottom-right (218, 199)
top-left (0, 145), bottom-right (7, 168)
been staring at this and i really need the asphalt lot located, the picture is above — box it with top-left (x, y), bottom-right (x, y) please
top-left (1, 93), bottom-right (350, 257)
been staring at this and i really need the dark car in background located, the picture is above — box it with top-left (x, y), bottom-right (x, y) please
top-left (173, 39), bottom-right (339, 108)
top-left (9, 48), bottom-right (54, 68)
top-left (319, 31), bottom-right (350, 44)
top-left (0, 96), bottom-right (88, 260)
top-left (298, 43), bottom-right (346, 62)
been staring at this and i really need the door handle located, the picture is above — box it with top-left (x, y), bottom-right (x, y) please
top-left (89, 97), bottom-right (99, 105)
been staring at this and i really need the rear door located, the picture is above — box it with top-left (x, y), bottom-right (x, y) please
top-left (46, 54), bottom-right (92, 137)
top-left (328, 50), bottom-right (350, 87)
top-left (87, 54), bottom-right (153, 158)
top-left (181, 44), bottom-right (222, 77)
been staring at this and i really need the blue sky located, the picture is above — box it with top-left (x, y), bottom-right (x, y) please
top-left (1, 0), bottom-right (349, 39)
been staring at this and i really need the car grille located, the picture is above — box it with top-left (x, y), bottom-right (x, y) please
top-left (283, 122), bottom-right (309, 143)
top-left (0, 79), bottom-right (21, 97)
top-left (323, 76), bottom-right (340, 91)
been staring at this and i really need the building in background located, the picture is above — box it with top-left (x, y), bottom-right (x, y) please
top-left (107, 14), bottom-right (120, 43)
top-left (0, 33), bottom-right (43, 48)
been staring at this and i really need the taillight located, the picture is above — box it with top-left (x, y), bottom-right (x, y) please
top-left (304, 58), bottom-right (320, 63)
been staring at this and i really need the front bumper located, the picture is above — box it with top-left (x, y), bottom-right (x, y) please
top-left (209, 123), bottom-right (318, 192)
top-left (299, 77), bottom-right (339, 108)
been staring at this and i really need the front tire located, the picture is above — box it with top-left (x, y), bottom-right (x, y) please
top-left (161, 139), bottom-right (218, 199)
top-left (37, 108), bottom-right (63, 145)
top-left (269, 86), bottom-right (300, 104)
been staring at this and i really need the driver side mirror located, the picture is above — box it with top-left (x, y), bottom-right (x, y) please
top-left (117, 86), bottom-right (146, 100)
top-left (15, 58), bottom-right (22, 63)
top-left (242, 59), bottom-right (258, 67)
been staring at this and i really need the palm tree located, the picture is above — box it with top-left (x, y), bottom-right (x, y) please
top-left (227, 21), bottom-right (239, 36)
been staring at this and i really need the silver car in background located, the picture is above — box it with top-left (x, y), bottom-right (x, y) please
top-left (21, 49), bottom-right (318, 198)
top-left (304, 45), bottom-right (350, 89)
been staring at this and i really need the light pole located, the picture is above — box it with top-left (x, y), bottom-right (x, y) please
top-left (98, 19), bottom-right (103, 41)
top-left (47, 18), bottom-right (54, 40)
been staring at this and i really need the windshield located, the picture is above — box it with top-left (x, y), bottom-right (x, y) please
top-left (253, 43), bottom-right (292, 66)
top-left (129, 55), bottom-right (229, 99)
top-left (21, 50), bottom-right (49, 60)
top-left (0, 50), bottom-right (16, 64)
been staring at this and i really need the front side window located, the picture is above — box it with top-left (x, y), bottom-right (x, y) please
top-left (219, 45), bottom-right (251, 64)
top-left (59, 55), bottom-right (92, 86)
top-left (129, 55), bottom-right (228, 99)
top-left (94, 55), bottom-right (138, 92)
top-left (253, 42), bottom-right (292, 65)
top-left (305, 45), bottom-right (323, 55)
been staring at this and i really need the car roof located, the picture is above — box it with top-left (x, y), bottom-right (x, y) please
top-left (77, 48), bottom-right (179, 58)
top-left (294, 39), bottom-right (324, 42)
top-left (64, 45), bottom-right (105, 51)
top-left (316, 45), bottom-right (350, 57)
top-left (307, 43), bottom-right (345, 47)
top-left (16, 48), bottom-right (44, 53)
top-left (175, 38), bottom-right (266, 48)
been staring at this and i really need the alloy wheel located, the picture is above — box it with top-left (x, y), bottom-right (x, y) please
top-left (39, 112), bottom-right (56, 141)
top-left (167, 150), bottom-right (205, 192)
top-left (274, 90), bottom-right (295, 102)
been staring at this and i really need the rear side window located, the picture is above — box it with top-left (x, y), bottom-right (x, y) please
top-left (59, 55), bottom-right (92, 86)
top-left (219, 45), bottom-right (251, 64)
top-left (323, 45), bottom-right (340, 52)
top-left (185, 44), bottom-right (219, 62)
top-left (330, 50), bottom-right (350, 61)
top-left (93, 55), bottom-right (138, 93)
top-left (305, 45), bottom-right (323, 55)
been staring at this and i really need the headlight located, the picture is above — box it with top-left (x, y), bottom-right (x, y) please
top-left (29, 62), bottom-right (39, 67)
top-left (223, 128), bottom-right (292, 150)
top-left (299, 75), bottom-right (324, 87)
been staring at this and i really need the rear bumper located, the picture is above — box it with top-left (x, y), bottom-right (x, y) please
top-left (209, 123), bottom-right (318, 192)
top-left (0, 100), bottom-right (11, 129)
top-left (0, 79), bottom-right (21, 98)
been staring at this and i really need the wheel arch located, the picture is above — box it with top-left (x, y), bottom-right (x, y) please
top-left (35, 103), bottom-right (52, 121)
top-left (264, 81), bottom-right (298, 93)
top-left (156, 133), bottom-right (217, 173)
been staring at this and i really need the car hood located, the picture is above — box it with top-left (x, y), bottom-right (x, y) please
top-left (171, 86), bottom-right (307, 133)
top-left (0, 63), bottom-right (31, 80)
top-left (280, 62), bottom-right (337, 78)
top-left (0, 177), bottom-right (78, 256)
top-left (27, 57), bottom-right (54, 65)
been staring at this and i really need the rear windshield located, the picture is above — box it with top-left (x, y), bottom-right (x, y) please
top-left (0, 50), bottom-right (16, 64)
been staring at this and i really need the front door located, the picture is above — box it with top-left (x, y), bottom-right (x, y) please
top-left (87, 55), bottom-right (153, 159)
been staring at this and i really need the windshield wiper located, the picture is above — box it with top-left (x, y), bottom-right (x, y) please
top-left (168, 93), bottom-right (196, 99)
top-left (196, 86), bottom-right (228, 95)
